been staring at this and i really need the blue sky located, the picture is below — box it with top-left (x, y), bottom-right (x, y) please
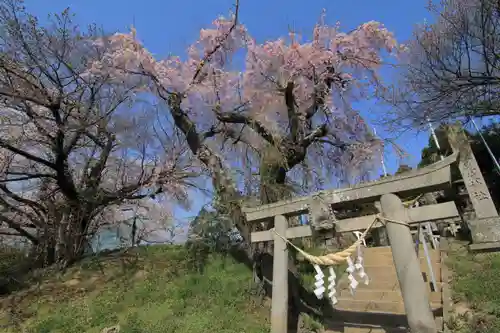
top-left (24, 0), bottom-right (437, 221)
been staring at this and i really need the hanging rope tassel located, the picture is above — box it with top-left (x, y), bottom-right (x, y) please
top-left (327, 266), bottom-right (338, 304)
top-left (271, 213), bottom-right (411, 299)
top-left (313, 264), bottom-right (325, 299)
top-left (346, 256), bottom-right (359, 295)
top-left (353, 230), bottom-right (369, 285)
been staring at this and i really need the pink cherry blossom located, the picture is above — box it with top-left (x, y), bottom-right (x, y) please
top-left (88, 9), bottom-right (398, 186)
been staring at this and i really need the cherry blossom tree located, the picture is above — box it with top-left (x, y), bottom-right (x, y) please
top-left (90, 0), bottom-right (398, 223)
top-left (383, 0), bottom-right (500, 131)
top-left (0, 0), bottom-right (197, 267)
top-left (88, 1), bottom-right (400, 323)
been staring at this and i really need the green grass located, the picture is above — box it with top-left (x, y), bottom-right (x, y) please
top-left (0, 245), bottom-right (270, 333)
top-left (446, 241), bottom-right (500, 333)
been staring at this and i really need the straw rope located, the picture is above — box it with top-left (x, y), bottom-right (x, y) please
top-left (270, 195), bottom-right (421, 266)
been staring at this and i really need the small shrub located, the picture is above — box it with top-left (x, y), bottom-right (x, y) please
top-left (0, 244), bottom-right (31, 294)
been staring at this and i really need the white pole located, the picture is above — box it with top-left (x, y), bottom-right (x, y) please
top-left (426, 118), bottom-right (444, 161)
top-left (469, 117), bottom-right (500, 174)
top-left (373, 127), bottom-right (388, 177)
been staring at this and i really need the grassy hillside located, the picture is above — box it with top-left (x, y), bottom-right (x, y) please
top-left (4, 239), bottom-right (500, 333)
top-left (0, 245), bottom-right (270, 333)
top-left (446, 241), bottom-right (500, 333)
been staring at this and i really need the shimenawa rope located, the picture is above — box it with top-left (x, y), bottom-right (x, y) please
top-left (271, 213), bottom-right (412, 267)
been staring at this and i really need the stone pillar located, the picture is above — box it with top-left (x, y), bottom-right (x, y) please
top-left (380, 194), bottom-right (437, 333)
top-left (271, 215), bottom-right (288, 333)
top-left (447, 125), bottom-right (500, 251)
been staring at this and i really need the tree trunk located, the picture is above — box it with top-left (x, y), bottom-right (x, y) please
top-left (166, 100), bottom-right (327, 331)
top-left (48, 208), bottom-right (91, 268)
top-left (30, 237), bottom-right (56, 267)
top-left (198, 146), bottom-right (328, 331)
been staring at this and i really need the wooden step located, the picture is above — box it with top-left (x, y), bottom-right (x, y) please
top-left (333, 299), bottom-right (442, 314)
top-left (338, 289), bottom-right (442, 304)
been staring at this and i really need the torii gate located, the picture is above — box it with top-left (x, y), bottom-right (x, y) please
top-left (242, 127), bottom-right (500, 333)
top-left (242, 155), bottom-right (458, 333)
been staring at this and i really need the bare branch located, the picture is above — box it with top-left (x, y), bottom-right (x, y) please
top-left (384, 0), bottom-right (500, 129)
top-left (215, 111), bottom-right (276, 145)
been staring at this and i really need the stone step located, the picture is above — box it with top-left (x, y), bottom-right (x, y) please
top-left (336, 279), bottom-right (443, 294)
top-left (337, 279), bottom-right (400, 292)
top-left (319, 246), bottom-right (445, 332)
top-left (362, 251), bottom-right (441, 265)
top-left (338, 289), bottom-right (442, 304)
top-left (325, 326), bottom-right (408, 333)
top-left (336, 264), bottom-right (443, 287)
top-left (351, 264), bottom-right (442, 281)
top-left (333, 299), bottom-right (442, 314)
top-left (362, 248), bottom-right (441, 263)
top-left (368, 244), bottom-right (441, 251)
top-left (363, 245), bottom-right (438, 253)
top-left (324, 317), bottom-right (443, 333)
